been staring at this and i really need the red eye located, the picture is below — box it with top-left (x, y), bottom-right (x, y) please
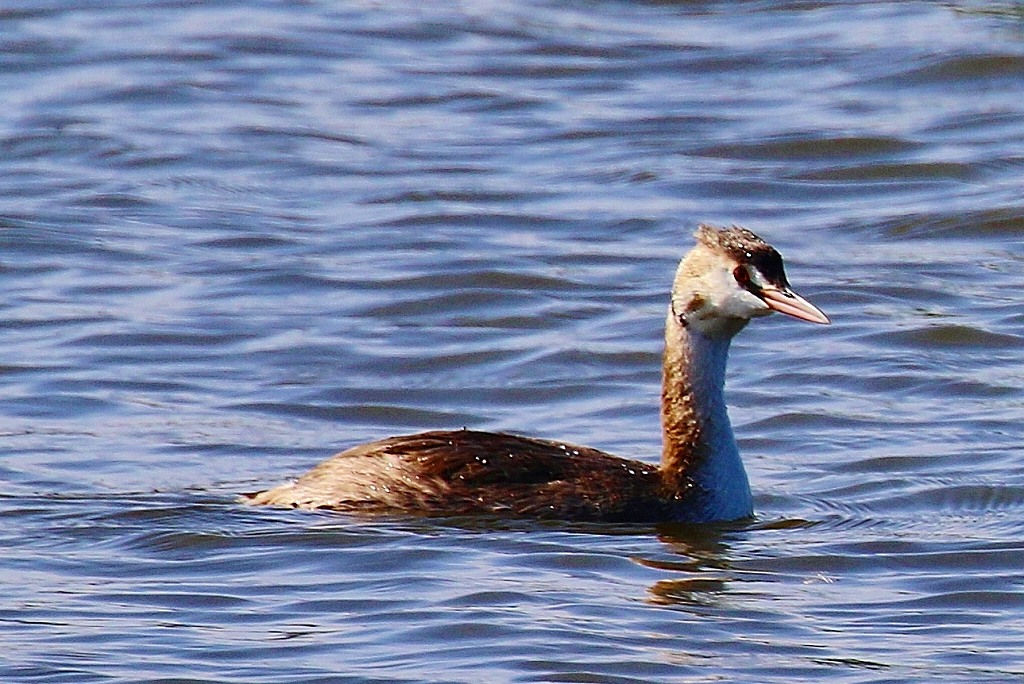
top-left (733, 265), bottom-right (751, 288)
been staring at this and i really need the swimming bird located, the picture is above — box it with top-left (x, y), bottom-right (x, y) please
top-left (244, 224), bottom-right (829, 522)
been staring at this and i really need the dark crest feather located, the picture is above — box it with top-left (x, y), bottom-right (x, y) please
top-left (695, 223), bottom-right (790, 288)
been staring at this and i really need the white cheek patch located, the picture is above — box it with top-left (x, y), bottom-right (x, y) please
top-left (707, 267), bottom-right (770, 320)
top-left (728, 290), bottom-right (772, 319)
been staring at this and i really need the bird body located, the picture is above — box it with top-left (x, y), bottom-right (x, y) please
top-left (245, 224), bottom-right (828, 523)
top-left (246, 429), bottom-right (673, 521)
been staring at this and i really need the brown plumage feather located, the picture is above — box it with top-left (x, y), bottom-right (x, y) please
top-left (244, 429), bottom-right (687, 522)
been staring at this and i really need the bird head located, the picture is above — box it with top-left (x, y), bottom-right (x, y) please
top-left (671, 223), bottom-right (829, 339)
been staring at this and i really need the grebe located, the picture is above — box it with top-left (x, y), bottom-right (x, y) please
top-left (244, 224), bottom-right (829, 522)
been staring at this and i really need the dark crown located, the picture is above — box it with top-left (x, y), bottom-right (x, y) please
top-left (695, 223), bottom-right (790, 288)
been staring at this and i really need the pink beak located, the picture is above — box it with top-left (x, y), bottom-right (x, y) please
top-left (759, 287), bottom-right (830, 325)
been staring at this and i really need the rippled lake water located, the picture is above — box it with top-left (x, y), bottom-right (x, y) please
top-left (3, 1), bottom-right (1024, 682)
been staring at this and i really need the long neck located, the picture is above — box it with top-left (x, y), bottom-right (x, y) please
top-left (659, 308), bottom-right (752, 521)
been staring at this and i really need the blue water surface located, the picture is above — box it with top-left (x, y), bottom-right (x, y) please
top-left (3, 1), bottom-right (1024, 682)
